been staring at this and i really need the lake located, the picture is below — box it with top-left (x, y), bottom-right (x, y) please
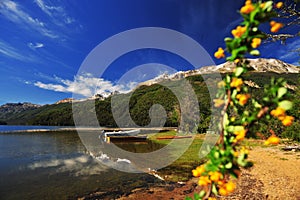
top-left (0, 125), bottom-right (65, 132)
top-left (0, 130), bottom-right (165, 200)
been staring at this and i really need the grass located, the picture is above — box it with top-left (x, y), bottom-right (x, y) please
top-left (241, 139), bottom-right (265, 147)
top-left (148, 131), bottom-right (207, 182)
top-left (279, 157), bottom-right (288, 161)
top-left (148, 133), bottom-right (299, 182)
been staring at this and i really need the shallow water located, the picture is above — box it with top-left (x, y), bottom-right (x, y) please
top-left (0, 131), bottom-right (165, 200)
top-left (0, 125), bottom-right (67, 132)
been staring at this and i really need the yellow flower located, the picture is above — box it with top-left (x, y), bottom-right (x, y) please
top-left (251, 38), bottom-right (261, 48)
top-left (217, 179), bottom-right (226, 186)
top-left (198, 176), bottom-right (211, 186)
top-left (264, 140), bottom-right (270, 145)
top-left (240, 146), bottom-right (249, 154)
top-left (260, 2), bottom-right (266, 8)
top-left (270, 21), bottom-right (284, 33)
top-left (234, 58), bottom-right (240, 64)
top-left (213, 99), bottom-right (225, 108)
top-left (230, 77), bottom-right (243, 90)
top-left (233, 151), bottom-right (239, 157)
top-left (231, 26), bottom-right (247, 38)
top-left (276, 2), bottom-right (283, 9)
top-left (281, 115), bottom-right (294, 126)
top-left (230, 116), bottom-right (236, 122)
top-left (265, 135), bottom-right (280, 145)
top-left (214, 47), bottom-right (225, 59)
top-left (192, 165), bottom-right (205, 177)
top-left (208, 198), bottom-right (216, 200)
top-left (192, 169), bottom-right (201, 177)
top-left (270, 21), bottom-right (276, 26)
top-left (240, 0), bottom-right (255, 14)
top-left (236, 94), bottom-right (251, 106)
top-left (270, 107), bottom-right (286, 117)
top-left (219, 181), bottom-right (236, 196)
top-left (209, 171), bottom-right (223, 182)
top-left (234, 129), bottom-right (247, 141)
top-left (245, 0), bottom-right (252, 5)
top-left (236, 132), bottom-right (246, 141)
top-left (219, 187), bottom-right (229, 196)
top-left (225, 181), bottom-right (236, 193)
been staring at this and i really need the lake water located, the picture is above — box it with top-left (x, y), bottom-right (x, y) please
top-left (0, 125), bottom-right (65, 132)
top-left (0, 130), bottom-right (165, 200)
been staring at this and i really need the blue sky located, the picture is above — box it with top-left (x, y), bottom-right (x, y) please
top-left (0, 0), bottom-right (299, 105)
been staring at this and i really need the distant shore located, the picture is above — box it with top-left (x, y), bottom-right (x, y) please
top-left (0, 126), bottom-right (177, 133)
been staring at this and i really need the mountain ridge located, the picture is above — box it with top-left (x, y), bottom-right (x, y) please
top-left (139, 58), bottom-right (299, 87)
top-left (0, 58), bottom-right (299, 126)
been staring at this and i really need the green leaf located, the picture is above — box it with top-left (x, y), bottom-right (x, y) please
top-left (237, 153), bottom-right (247, 167)
top-left (253, 100), bottom-right (262, 108)
top-left (220, 149), bottom-right (225, 155)
top-left (278, 100), bottom-right (293, 110)
top-left (199, 190), bottom-right (206, 198)
top-left (225, 162), bottom-right (233, 169)
top-left (224, 37), bottom-right (232, 42)
top-left (235, 67), bottom-right (244, 77)
top-left (225, 75), bottom-right (231, 84)
top-left (250, 8), bottom-right (260, 23)
top-left (214, 151), bottom-right (220, 159)
top-left (227, 126), bottom-right (244, 133)
top-left (185, 197), bottom-right (193, 200)
top-left (194, 193), bottom-right (200, 200)
top-left (232, 46), bottom-right (248, 59)
top-left (250, 50), bottom-right (260, 56)
top-left (277, 87), bottom-right (287, 98)
top-left (231, 89), bottom-right (237, 99)
top-left (223, 113), bottom-right (229, 128)
top-left (264, 1), bottom-right (273, 12)
top-left (212, 184), bottom-right (218, 195)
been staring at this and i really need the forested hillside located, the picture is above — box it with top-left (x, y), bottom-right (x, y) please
top-left (0, 72), bottom-right (299, 137)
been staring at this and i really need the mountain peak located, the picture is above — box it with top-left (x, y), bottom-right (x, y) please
top-left (200, 58), bottom-right (299, 74)
top-left (139, 58), bottom-right (299, 87)
top-left (0, 102), bottom-right (41, 115)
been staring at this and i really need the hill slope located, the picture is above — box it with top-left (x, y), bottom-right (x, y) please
top-left (0, 59), bottom-right (299, 130)
top-left (0, 73), bottom-right (298, 131)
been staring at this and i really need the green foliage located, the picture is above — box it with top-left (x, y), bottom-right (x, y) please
top-left (0, 74), bottom-right (298, 138)
top-left (190, 1), bottom-right (298, 198)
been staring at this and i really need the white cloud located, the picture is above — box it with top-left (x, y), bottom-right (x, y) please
top-left (0, 40), bottom-right (35, 62)
top-left (28, 42), bottom-right (44, 49)
top-left (34, 0), bottom-right (76, 26)
top-left (27, 42), bottom-right (44, 49)
top-left (0, 0), bottom-right (58, 38)
top-left (64, 17), bottom-right (75, 24)
top-left (34, 73), bottom-right (138, 98)
top-left (34, 0), bottom-right (63, 16)
top-left (27, 155), bottom-right (109, 176)
top-left (277, 39), bottom-right (300, 64)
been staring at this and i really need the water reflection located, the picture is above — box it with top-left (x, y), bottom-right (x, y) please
top-left (0, 131), bottom-right (166, 200)
top-left (27, 155), bottom-right (109, 176)
top-left (79, 131), bottom-right (168, 173)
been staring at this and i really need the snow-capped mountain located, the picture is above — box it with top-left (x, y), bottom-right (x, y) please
top-left (139, 58), bottom-right (299, 86)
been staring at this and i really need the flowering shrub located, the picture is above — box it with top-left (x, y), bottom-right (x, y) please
top-left (187, 1), bottom-right (295, 199)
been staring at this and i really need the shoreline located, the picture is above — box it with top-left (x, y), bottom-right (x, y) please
top-left (78, 175), bottom-right (199, 200)
top-left (0, 126), bottom-right (177, 134)
top-left (80, 144), bottom-right (300, 200)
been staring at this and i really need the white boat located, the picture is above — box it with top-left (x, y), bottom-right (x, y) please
top-left (104, 129), bottom-right (140, 137)
top-left (100, 129), bottom-right (142, 143)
